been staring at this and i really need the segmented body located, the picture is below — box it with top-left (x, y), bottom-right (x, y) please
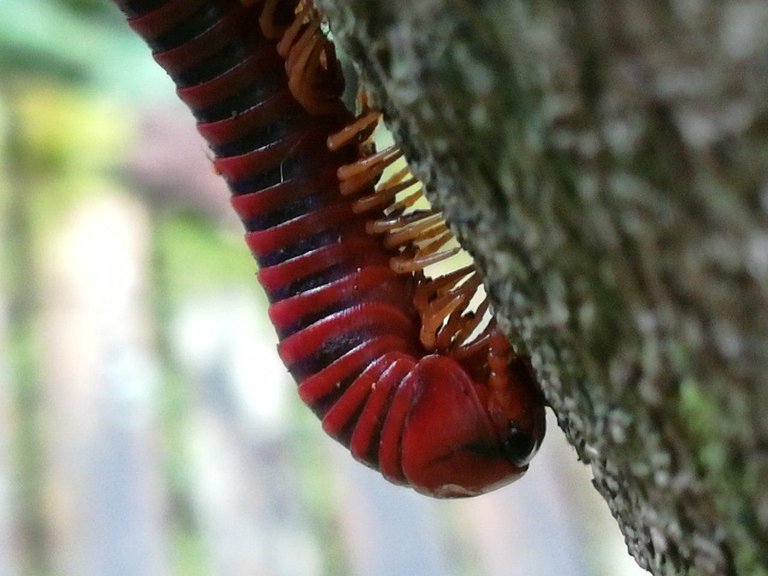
top-left (113, 0), bottom-right (545, 497)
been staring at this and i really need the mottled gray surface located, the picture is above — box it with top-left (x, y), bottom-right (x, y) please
top-left (316, 1), bottom-right (768, 574)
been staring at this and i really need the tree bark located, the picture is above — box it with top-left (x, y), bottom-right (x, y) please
top-left (315, 1), bottom-right (768, 575)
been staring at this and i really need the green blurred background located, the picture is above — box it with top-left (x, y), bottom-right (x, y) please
top-left (0, 2), bottom-right (649, 575)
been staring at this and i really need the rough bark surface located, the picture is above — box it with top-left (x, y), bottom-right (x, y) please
top-left (315, 1), bottom-right (768, 575)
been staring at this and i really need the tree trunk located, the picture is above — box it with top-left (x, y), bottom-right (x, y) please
top-left (315, 1), bottom-right (768, 575)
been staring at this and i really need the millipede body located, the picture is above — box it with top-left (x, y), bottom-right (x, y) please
top-left (113, 0), bottom-right (546, 497)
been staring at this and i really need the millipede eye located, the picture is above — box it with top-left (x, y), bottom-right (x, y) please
top-left (503, 424), bottom-right (536, 467)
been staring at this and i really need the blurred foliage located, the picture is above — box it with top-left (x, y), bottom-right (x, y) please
top-left (14, 84), bottom-right (132, 174)
top-left (155, 214), bottom-right (259, 296)
top-left (0, 0), bottom-right (174, 99)
top-left (59, 0), bottom-right (117, 17)
top-left (0, 3), bottom-right (244, 575)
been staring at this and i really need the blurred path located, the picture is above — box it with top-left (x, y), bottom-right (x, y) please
top-left (39, 193), bottom-right (170, 576)
top-left (0, 284), bottom-right (18, 576)
top-left (330, 447), bottom-right (455, 576)
top-left (174, 294), bottom-right (322, 576)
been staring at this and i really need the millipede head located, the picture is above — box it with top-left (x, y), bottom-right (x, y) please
top-left (399, 353), bottom-right (544, 497)
top-left (486, 330), bottom-right (546, 465)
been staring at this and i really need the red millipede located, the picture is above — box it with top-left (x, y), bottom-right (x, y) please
top-left (112, 0), bottom-right (546, 497)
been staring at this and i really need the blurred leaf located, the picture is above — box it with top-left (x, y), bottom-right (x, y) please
top-left (156, 214), bottom-right (260, 297)
top-left (0, 0), bottom-right (174, 99)
top-left (57, 0), bottom-right (116, 17)
top-left (15, 83), bottom-right (134, 174)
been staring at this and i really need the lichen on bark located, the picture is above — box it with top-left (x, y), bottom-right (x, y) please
top-left (316, 1), bottom-right (768, 574)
